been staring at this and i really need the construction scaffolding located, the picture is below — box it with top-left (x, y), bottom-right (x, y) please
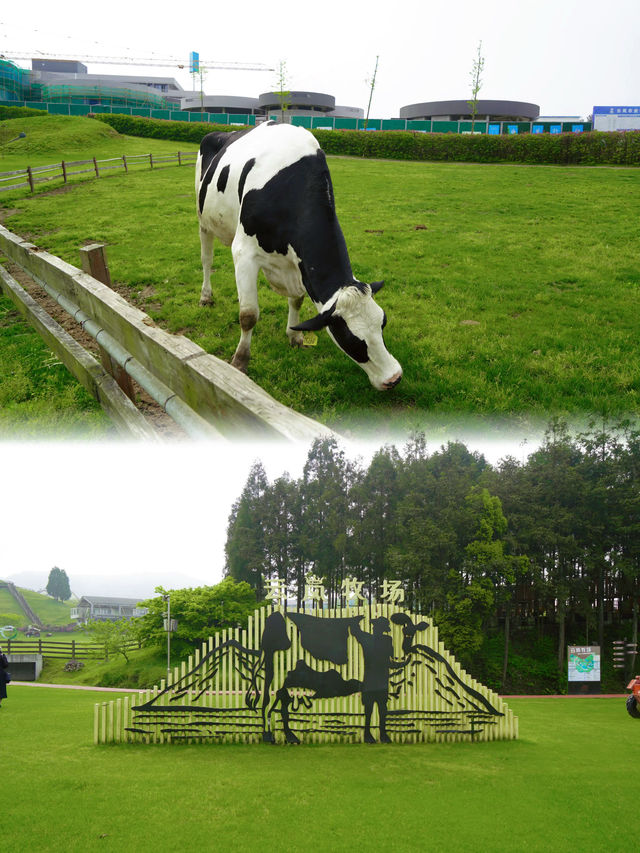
top-left (0, 59), bottom-right (29, 101)
top-left (36, 82), bottom-right (169, 109)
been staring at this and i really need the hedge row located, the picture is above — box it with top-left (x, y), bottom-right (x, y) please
top-left (4, 107), bottom-right (640, 166)
top-left (93, 112), bottom-right (238, 146)
top-left (314, 127), bottom-right (640, 166)
top-left (0, 105), bottom-right (48, 120)
top-left (94, 113), bottom-right (640, 166)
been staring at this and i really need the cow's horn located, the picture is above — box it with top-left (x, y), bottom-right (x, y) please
top-left (370, 280), bottom-right (384, 294)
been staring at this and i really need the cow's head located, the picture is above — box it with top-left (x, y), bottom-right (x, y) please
top-left (391, 612), bottom-right (430, 657)
top-left (290, 282), bottom-right (402, 391)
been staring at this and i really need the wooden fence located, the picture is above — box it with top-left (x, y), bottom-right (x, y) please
top-left (0, 225), bottom-right (334, 441)
top-left (94, 603), bottom-right (519, 746)
top-left (5, 637), bottom-right (140, 659)
top-left (0, 151), bottom-right (197, 193)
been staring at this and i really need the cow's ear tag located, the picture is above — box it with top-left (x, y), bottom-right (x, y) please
top-left (303, 332), bottom-right (318, 347)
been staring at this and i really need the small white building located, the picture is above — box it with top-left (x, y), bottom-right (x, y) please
top-left (70, 596), bottom-right (148, 624)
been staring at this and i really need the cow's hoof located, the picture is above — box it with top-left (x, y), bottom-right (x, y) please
top-left (199, 297), bottom-right (213, 307)
top-left (288, 332), bottom-right (304, 348)
top-left (230, 355), bottom-right (249, 373)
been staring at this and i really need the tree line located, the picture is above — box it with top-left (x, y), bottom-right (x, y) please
top-left (224, 421), bottom-right (640, 684)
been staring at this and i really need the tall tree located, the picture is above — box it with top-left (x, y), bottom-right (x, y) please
top-left (274, 60), bottom-right (291, 123)
top-left (468, 40), bottom-right (485, 133)
top-left (349, 445), bottom-right (401, 599)
top-left (300, 437), bottom-right (358, 606)
top-left (225, 461), bottom-right (269, 598)
top-left (46, 566), bottom-right (71, 601)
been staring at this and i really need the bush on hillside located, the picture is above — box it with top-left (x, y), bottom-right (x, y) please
top-left (93, 112), bottom-right (239, 146)
top-left (0, 105), bottom-right (48, 120)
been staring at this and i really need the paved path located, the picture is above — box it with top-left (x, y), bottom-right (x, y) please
top-left (12, 681), bottom-right (143, 693)
top-left (12, 681), bottom-right (627, 698)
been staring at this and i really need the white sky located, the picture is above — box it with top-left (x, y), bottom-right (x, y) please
top-left (1, 0), bottom-right (638, 119)
top-left (0, 431), bottom-right (540, 594)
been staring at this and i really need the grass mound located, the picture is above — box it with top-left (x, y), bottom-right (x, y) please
top-left (0, 115), bottom-right (119, 156)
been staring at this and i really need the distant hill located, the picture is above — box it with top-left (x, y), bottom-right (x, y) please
top-left (4, 570), bottom-right (212, 601)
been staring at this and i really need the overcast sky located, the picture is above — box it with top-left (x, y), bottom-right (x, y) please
top-left (2, 0), bottom-right (638, 119)
top-left (0, 430), bottom-right (540, 595)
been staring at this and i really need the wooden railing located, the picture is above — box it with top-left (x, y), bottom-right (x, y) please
top-left (0, 150), bottom-right (198, 193)
top-left (0, 226), bottom-right (334, 441)
top-left (4, 637), bottom-right (141, 659)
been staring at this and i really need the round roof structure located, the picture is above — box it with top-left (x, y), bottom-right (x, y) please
top-left (180, 95), bottom-right (261, 114)
top-left (259, 90), bottom-right (335, 113)
top-left (400, 99), bottom-right (540, 121)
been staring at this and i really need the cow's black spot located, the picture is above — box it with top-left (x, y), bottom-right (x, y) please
top-left (329, 315), bottom-right (369, 363)
top-left (198, 127), bottom-right (253, 214)
top-left (240, 150), bottom-right (352, 304)
top-left (216, 164), bottom-right (230, 193)
top-left (238, 158), bottom-right (256, 202)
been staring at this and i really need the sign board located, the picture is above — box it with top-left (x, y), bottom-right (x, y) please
top-left (568, 645), bottom-right (601, 694)
top-left (593, 106), bottom-right (640, 132)
top-left (189, 51), bottom-right (200, 74)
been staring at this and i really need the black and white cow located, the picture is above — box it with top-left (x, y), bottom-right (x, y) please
top-left (195, 121), bottom-right (402, 390)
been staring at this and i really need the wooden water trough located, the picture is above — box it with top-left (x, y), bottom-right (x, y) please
top-left (0, 225), bottom-right (335, 441)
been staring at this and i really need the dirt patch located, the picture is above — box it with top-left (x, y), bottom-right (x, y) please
top-left (3, 259), bottom-right (186, 438)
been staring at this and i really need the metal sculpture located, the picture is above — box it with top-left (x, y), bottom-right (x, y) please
top-left (106, 591), bottom-right (517, 746)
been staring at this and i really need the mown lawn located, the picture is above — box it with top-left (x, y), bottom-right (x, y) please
top-left (1, 116), bottom-right (639, 431)
top-left (2, 687), bottom-right (636, 852)
top-left (0, 294), bottom-right (110, 438)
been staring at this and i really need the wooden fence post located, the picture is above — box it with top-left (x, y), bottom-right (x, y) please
top-left (93, 157), bottom-right (99, 178)
top-left (61, 161), bottom-right (68, 183)
top-left (149, 153), bottom-right (154, 169)
top-left (79, 243), bottom-right (136, 402)
top-left (122, 154), bottom-right (128, 173)
top-left (177, 151), bottom-right (182, 166)
top-left (26, 166), bottom-right (34, 192)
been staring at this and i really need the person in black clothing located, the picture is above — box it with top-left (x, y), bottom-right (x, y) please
top-left (0, 646), bottom-right (9, 708)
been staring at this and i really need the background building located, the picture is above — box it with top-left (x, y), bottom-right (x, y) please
top-left (399, 99), bottom-right (540, 122)
top-left (1, 57), bottom-right (594, 133)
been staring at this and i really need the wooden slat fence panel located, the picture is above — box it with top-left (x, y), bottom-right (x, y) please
top-left (94, 604), bottom-right (519, 746)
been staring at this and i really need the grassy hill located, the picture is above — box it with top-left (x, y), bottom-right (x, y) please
top-left (0, 114), bottom-right (198, 170)
top-left (0, 582), bottom-right (75, 627)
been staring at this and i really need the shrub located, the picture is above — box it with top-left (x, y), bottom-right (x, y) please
top-left (0, 105), bottom-right (48, 120)
top-left (93, 113), bottom-right (241, 146)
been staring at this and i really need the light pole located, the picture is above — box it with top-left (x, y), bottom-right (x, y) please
top-left (162, 593), bottom-right (172, 683)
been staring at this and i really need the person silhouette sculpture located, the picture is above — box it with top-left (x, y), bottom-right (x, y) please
top-left (350, 615), bottom-right (396, 743)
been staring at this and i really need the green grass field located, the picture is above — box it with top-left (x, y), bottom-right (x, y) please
top-left (0, 294), bottom-right (110, 437)
top-left (1, 115), bottom-right (639, 431)
top-left (2, 686), bottom-right (635, 852)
